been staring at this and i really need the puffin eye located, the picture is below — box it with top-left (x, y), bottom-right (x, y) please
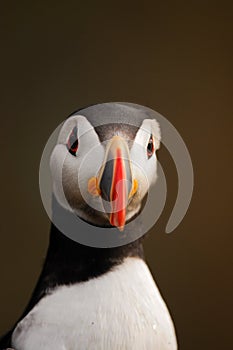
top-left (147, 134), bottom-right (155, 158)
top-left (67, 126), bottom-right (79, 156)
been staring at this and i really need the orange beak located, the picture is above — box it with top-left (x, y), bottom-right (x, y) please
top-left (87, 136), bottom-right (138, 231)
top-left (108, 147), bottom-right (128, 230)
top-left (99, 136), bottom-right (134, 231)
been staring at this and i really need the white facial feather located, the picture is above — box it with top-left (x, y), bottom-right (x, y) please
top-left (50, 116), bottom-right (105, 217)
top-left (50, 116), bottom-right (161, 225)
top-left (130, 119), bottom-right (161, 203)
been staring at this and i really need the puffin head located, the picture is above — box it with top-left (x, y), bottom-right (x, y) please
top-left (50, 103), bottom-right (161, 231)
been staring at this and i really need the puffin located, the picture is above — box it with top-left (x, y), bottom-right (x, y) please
top-left (0, 103), bottom-right (177, 350)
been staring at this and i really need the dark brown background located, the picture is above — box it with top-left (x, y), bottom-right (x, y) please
top-left (0, 1), bottom-right (232, 349)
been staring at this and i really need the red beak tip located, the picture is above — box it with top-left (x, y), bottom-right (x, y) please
top-left (109, 214), bottom-right (125, 232)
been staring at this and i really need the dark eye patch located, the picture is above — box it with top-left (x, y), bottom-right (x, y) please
top-left (67, 126), bottom-right (79, 156)
top-left (147, 134), bottom-right (154, 158)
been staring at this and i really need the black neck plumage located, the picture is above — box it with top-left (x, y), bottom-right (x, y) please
top-left (46, 222), bottom-right (144, 285)
top-left (0, 206), bottom-right (144, 349)
top-left (21, 214), bottom-right (144, 319)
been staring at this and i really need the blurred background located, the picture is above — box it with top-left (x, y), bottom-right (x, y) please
top-left (0, 1), bottom-right (232, 349)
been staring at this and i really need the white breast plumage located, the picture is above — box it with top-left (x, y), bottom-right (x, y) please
top-left (12, 258), bottom-right (177, 350)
